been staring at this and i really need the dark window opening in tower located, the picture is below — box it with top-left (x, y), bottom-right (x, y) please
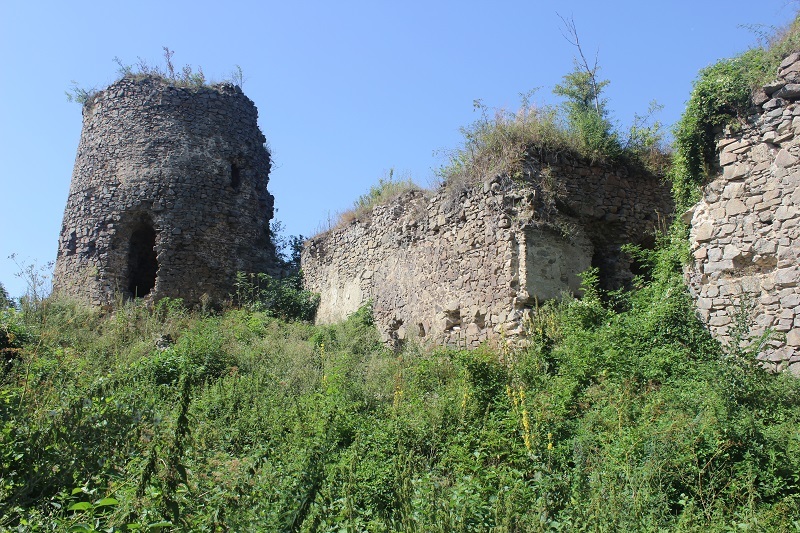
top-left (231, 162), bottom-right (241, 189)
top-left (127, 223), bottom-right (158, 298)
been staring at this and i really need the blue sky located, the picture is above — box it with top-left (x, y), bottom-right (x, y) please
top-left (0, 0), bottom-right (797, 298)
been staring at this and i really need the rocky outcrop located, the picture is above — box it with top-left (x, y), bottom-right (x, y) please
top-left (303, 156), bottom-right (672, 347)
top-left (53, 76), bottom-right (276, 306)
top-left (686, 53), bottom-right (800, 374)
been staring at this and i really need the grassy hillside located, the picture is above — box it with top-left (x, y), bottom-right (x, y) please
top-left (2, 253), bottom-right (800, 531)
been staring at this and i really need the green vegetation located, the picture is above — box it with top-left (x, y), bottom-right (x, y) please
top-left (435, 96), bottom-right (577, 193)
top-left (18, 11), bottom-right (800, 532)
top-left (233, 271), bottom-right (320, 322)
top-left (332, 169), bottom-right (420, 229)
top-left (2, 242), bottom-right (800, 530)
top-left (670, 15), bottom-right (800, 211)
top-left (351, 169), bottom-right (419, 215)
top-left (552, 15), bottom-right (620, 160)
top-left (553, 62), bottom-right (617, 158)
top-left (0, 283), bottom-right (11, 309)
top-left (67, 47), bottom-right (245, 104)
top-left (435, 18), bottom-right (666, 194)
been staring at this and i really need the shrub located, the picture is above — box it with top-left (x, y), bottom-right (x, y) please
top-left (435, 81), bottom-right (666, 198)
top-left (0, 283), bottom-right (12, 309)
top-left (0, 308), bottom-right (29, 373)
top-left (436, 95), bottom-right (575, 192)
top-left (553, 62), bottom-right (620, 158)
top-left (233, 271), bottom-right (319, 322)
top-left (670, 13), bottom-right (800, 211)
top-left (335, 169), bottom-right (420, 228)
top-left (270, 219), bottom-right (305, 273)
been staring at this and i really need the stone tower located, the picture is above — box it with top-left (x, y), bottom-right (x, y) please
top-left (53, 75), bottom-right (275, 306)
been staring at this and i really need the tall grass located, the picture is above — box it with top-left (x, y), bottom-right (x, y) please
top-left (2, 267), bottom-right (799, 531)
top-left (331, 169), bottom-right (421, 230)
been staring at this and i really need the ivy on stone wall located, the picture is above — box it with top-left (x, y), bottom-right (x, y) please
top-left (670, 15), bottom-right (800, 212)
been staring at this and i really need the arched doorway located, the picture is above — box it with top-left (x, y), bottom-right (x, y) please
top-left (127, 220), bottom-right (158, 298)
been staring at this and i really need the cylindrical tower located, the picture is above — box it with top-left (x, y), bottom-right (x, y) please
top-left (53, 75), bottom-right (275, 306)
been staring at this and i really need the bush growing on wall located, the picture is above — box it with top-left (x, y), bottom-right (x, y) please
top-left (433, 19), bottom-right (667, 196)
top-left (66, 47), bottom-right (246, 104)
top-left (553, 62), bottom-right (620, 158)
top-left (334, 168), bottom-right (420, 228)
top-left (670, 14), bottom-right (800, 211)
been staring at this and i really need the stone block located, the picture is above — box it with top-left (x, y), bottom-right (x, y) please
top-left (775, 148), bottom-right (798, 168)
top-left (694, 221), bottom-right (714, 242)
top-left (775, 205), bottom-right (797, 220)
top-left (763, 98), bottom-right (785, 111)
top-left (723, 163), bottom-right (750, 180)
top-left (775, 268), bottom-right (798, 287)
top-left (780, 294), bottom-right (800, 307)
top-left (708, 314), bottom-right (731, 327)
top-left (722, 244), bottom-right (741, 260)
top-left (724, 199), bottom-right (748, 216)
top-left (780, 52), bottom-right (800, 69)
top-left (776, 84), bottom-right (800, 99)
top-left (764, 80), bottom-right (786, 95)
top-left (719, 151), bottom-right (737, 166)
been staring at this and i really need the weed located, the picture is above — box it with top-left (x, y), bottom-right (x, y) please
top-left (333, 168), bottom-right (420, 229)
top-left (68, 47), bottom-right (248, 104)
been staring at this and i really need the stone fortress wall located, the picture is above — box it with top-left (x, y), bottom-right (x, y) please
top-left (685, 53), bottom-right (800, 375)
top-left (53, 76), bottom-right (276, 306)
top-left (302, 158), bottom-right (673, 347)
top-left (51, 55), bottom-right (800, 370)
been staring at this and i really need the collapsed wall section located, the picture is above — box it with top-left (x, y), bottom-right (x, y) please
top-left (303, 157), bottom-right (672, 347)
top-left (53, 76), bottom-right (275, 306)
top-left (686, 53), bottom-right (800, 374)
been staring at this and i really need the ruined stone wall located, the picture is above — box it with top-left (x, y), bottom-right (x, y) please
top-left (53, 76), bottom-right (275, 306)
top-left (303, 158), bottom-right (672, 347)
top-left (686, 53), bottom-right (800, 374)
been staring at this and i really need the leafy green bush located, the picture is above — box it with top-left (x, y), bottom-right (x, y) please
top-left (432, 30), bottom-right (667, 198)
top-left (554, 62), bottom-right (620, 158)
top-left (0, 283), bottom-right (11, 309)
top-left (233, 271), bottom-right (319, 322)
top-left (670, 14), bottom-right (800, 211)
top-left (435, 95), bottom-right (576, 192)
top-left (0, 308), bottom-right (29, 373)
top-left (454, 348), bottom-right (508, 416)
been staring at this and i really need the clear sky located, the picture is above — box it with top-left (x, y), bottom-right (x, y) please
top-left (0, 0), bottom-right (797, 298)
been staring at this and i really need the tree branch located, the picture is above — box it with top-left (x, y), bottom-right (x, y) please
top-left (557, 13), bottom-right (602, 115)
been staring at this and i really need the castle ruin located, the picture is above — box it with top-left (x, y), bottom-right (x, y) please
top-left (53, 76), bottom-right (276, 305)
top-left (51, 55), bottom-right (800, 370)
top-left (685, 52), bottom-right (800, 375)
top-left (302, 157), bottom-right (673, 347)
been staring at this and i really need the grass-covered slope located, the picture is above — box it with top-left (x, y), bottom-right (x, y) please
top-left (2, 254), bottom-right (800, 532)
